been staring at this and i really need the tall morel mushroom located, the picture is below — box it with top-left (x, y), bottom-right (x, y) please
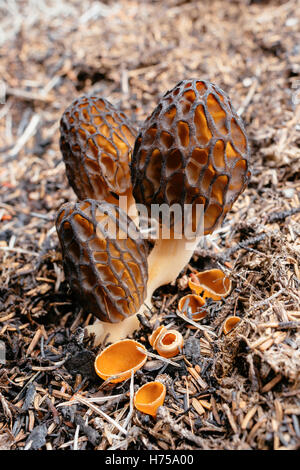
top-left (56, 199), bottom-right (148, 343)
top-left (131, 79), bottom-right (251, 300)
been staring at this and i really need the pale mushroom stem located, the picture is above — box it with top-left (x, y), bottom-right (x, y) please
top-left (144, 235), bottom-right (201, 307)
top-left (85, 314), bottom-right (141, 347)
top-left (86, 235), bottom-right (201, 346)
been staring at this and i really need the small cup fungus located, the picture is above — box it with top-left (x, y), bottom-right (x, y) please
top-left (188, 269), bottom-right (231, 300)
top-left (134, 381), bottom-right (166, 417)
top-left (155, 329), bottom-right (184, 358)
top-left (223, 316), bottom-right (241, 335)
top-left (149, 325), bottom-right (183, 358)
top-left (94, 339), bottom-right (147, 383)
top-left (178, 293), bottom-right (207, 320)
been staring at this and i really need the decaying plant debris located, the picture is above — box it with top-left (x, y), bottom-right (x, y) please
top-left (0, 0), bottom-right (299, 450)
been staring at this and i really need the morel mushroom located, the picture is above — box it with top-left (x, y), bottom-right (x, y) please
top-left (131, 79), bottom-right (251, 300)
top-left (60, 95), bottom-right (138, 219)
top-left (56, 199), bottom-right (148, 344)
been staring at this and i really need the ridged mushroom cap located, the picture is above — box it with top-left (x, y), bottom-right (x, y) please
top-left (60, 95), bottom-right (137, 201)
top-left (131, 79), bottom-right (251, 235)
top-left (56, 199), bottom-right (148, 323)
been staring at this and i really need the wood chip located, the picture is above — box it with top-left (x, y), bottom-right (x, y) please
top-left (187, 367), bottom-right (208, 390)
top-left (192, 398), bottom-right (205, 416)
top-left (241, 406), bottom-right (258, 430)
top-left (261, 375), bottom-right (282, 393)
top-left (223, 404), bottom-right (238, 433)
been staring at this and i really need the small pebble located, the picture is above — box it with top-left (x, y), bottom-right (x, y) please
top-left (285, 18), bottom-right (298, 27)
top-left (243, 77), bottom-right (253, 87)
top-left (282, 188), bottom-right (295, 198)
top-left (144, 360), bottom-right (164, 371)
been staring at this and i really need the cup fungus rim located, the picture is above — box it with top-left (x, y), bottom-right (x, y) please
top-left (149, 325), bottom-right (167, 349)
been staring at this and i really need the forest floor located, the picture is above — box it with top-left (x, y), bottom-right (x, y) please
top-left (0, 0), bottom-right (299, 450)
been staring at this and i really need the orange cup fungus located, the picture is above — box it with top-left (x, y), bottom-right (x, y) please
top-left (155, 330), bottom-right (184, 358)
top-left (188, 269), bottom-right (231, 301)
top-left (94, 339), bottom-right (147, 383)
top-left (134, 381), bottom-right (166, 418)
top-left (149, 326), bottom-right (183, 358)
top-left (178, 294), bottom-right (207, 321)
top-left (223, 316), bottom-right (241, 335)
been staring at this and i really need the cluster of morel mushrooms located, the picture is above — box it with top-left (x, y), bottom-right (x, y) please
top-left (56, 79), bottom-right (250, 413)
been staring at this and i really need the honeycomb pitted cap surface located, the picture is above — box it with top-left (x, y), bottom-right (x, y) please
top-left (60, 95), bottom-right (137, 201)
top-left (131, 79), bottom-right (251, 235)
top-left (56, 200), bottom-right (148, 323)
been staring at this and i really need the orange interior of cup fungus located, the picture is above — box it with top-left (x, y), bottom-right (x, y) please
top-left (155, 330), bottom-right (184, 358)
top-left (223, 316), bottom-right (241, 335)
top-left (94, 339), bottom-right (147, 383)
top-left (188, 269), bottom-right (231, 300)
top-left (178, 293), bottom-right (207, 320)
top-left (134, 381), bottom-right (166, 418)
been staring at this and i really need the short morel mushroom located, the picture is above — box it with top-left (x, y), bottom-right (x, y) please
top-left (56, 199), bottom-right (148, 343)
top-left (130, 79), bottom-right (251, 301)
top-left (60, 95), bottom-right (137, 217)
